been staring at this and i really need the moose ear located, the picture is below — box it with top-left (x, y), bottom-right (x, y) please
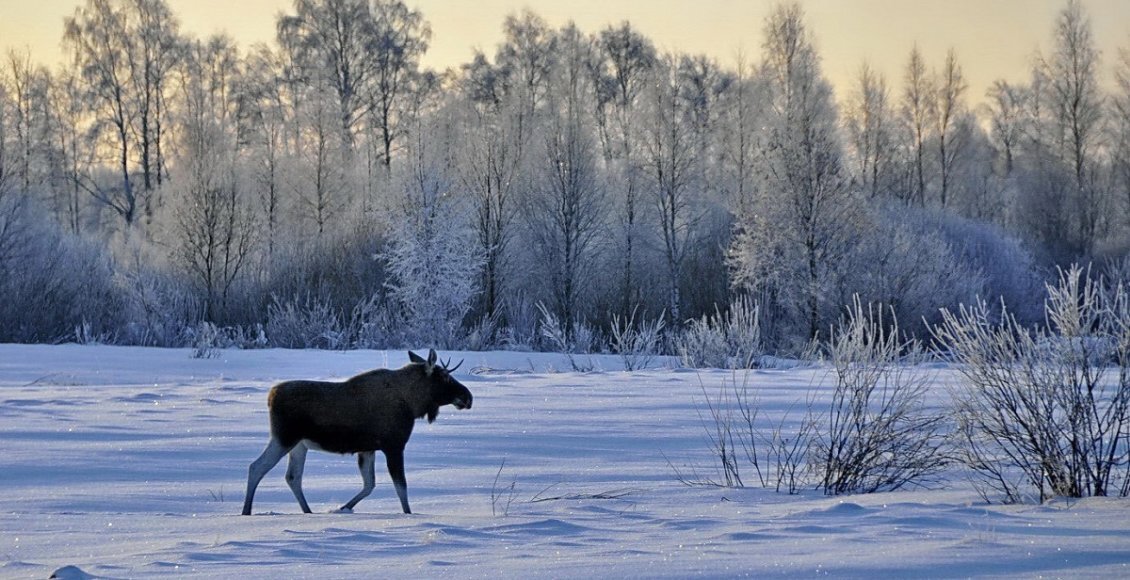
top-left (408, 351), bottom-right (425, 364)
top-left (427, 349), bottom-right (438, 366)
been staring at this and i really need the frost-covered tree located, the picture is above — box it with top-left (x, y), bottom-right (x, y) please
top-left (526, 23), bottom-right (606, 331)
top-left (935, 49), bottom-right (968, 209)
top-left (496, 9), bottom-right (556, 136)
top-left (63, 0), bottom-right (183, 229)
top-left (278, 0), bottom-right (373, 150)
top-left (985, 80), bottom-right (1026, 180)
top-left (45, 68), bottom-right (91, 235)
top-left (131, 0), bottom-right (182, 193)
top-left (240, 44), bottom-right (292, 262)
top-left (642, 54), bottom-right (703, 323)
top-left (730, 2), bottom-right (857, 343)
top-left (169, 36), bottom-right (257, 324)
top-left (900, 46), bottom-right (934, 206)
top-left (595, 22), bottom-right (656, 315)
top-left (64, 0), bottom-right (140, 228)
top-left (1038, 0), bottom-right (1104, 256)
top-left (1113, 44), bottom-right (1130, 230)
top-left (458, 51), bottom-right (526, 324)
top-left (367, 0), bottom-right (431, 173)
top-left (844, 63), bottom-right (896, 199)
top-left (291, 86), bottom-right (350, 237)
top-left (384, 94), bottom-right (482, 347)
top-left (1003, 0), bottom-right (1106, 261)
top-left (715, 52), bottom-right (766, 214)
top-left (4, 49), bottom-right (39, 195)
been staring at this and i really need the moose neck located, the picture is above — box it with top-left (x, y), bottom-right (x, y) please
top-left (404, 364), bottom-right (440, 422)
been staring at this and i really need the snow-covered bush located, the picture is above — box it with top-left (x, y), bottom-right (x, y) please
top-left (536, 301), bottom-right (601, 371)
top-left (383, 212), bottom-right (482, 348)
top-left (676, 296), bottom-right (762, 369)
top-left (265, 293), bottom-right (343, 349)
top-left (500, 294), bottom-right (540, 351)
top-left (0, 197), bottom-right (123, 343)
top-left (835, 205), bottom-right (984, 339)
top-left (681, 298), bottom-right (947, 495)
top-left (610, 308), bottom-right (665, 371)
top-left (919, 207), bottom-right (1043, 326)
top-left (344, 294), bottom-right (402, 350)
top-left (190, 321), bottom-right (222, 359)
top-left (935, 265), bottom-right (1130, 502)
top-left (382, 94), bottom-right (484, 349)
top-left (818, 298), bottom-right (948, 495)
top-left (116, 242), bottom-right (199, 347)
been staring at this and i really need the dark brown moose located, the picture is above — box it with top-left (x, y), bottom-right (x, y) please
top-left (242, 349), bottom-right (473, 515)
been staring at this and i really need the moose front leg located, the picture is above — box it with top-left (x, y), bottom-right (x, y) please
top-left (339, 451), bottom-right (376, 512)
top-left (384, 448), bottom-right (411, 514)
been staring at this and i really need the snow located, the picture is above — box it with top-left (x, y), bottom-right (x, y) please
top-left (2, 344), bottom-right (1129, 578)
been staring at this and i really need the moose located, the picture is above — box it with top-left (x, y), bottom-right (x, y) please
top-left (242, 349), bottom-right (473, 515)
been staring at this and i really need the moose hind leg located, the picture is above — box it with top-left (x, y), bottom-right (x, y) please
top-left (339, 451), bottom-right (376, 512)
top-left (243, 438), bottom-right (290, 515)
top-left (384, 448), bottom-right (411, 514)
top-left (285, 442), bottom-right (313, 513)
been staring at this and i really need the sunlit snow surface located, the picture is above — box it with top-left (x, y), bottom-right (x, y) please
top-left (2, 344), bottom-right (1129, 578)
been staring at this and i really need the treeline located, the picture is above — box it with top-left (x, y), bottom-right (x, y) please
top-left (0, 0), bottom-right (1127, 353)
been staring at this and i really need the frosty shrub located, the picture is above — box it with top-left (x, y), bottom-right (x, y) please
top-left (73, 319), bottom-right (112, 345)
top-left (818, 298), bottom-right (948, 495)
top-left (610, 307), bottom-right (665, 371)
top-left (464, 313), bottom-right (501, 352)
top-left (836, 205), bottom-right (984, 339)
top-left (381, 105), bottom-right (484, 349)
top-left (677, 296), bottom-right (762, 369)
top-left (935, 265), bottom-right (1130, 502)
top-left (0, 198), bottom-right (123, 343)
top-left (344, 294), bottom-right (401, 349)
top-left (499, 294), bottom-right (539, 351)
top-left (671, 371), bottom-right (817, 494)
top-left (190, 321), bottom-right (222, 359)
top-left (536, 302), bottom-right (600, 371)
top-left (925, 209), bottom-right (1043, 326)
top-left (266, 294), bottom-right (343, 349)
top-left (382, 212), bottom-right (482, 348)
top-left (218, 324), bottom-right (268, 349)
top-left (117, 245), bottom-right (198, 347)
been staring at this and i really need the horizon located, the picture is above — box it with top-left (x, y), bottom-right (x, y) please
top-left (2, 0), bottom-right (1128, 103)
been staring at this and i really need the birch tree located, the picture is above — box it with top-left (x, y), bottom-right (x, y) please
top-left (642, 54), bottom-right (701, 323)
top-left (367, 0), bottom-right (430, 174)
top-left (171, 37), bottom-right (257, 323)
top-left (527, 23), bottom-right (605, 330)
top-left (844, 63), bottom-right (895, 199)
top-left (595, 22), bottom-right (656, 315)
top-left (900, 46), bottom-right (934, 205)
top-left (935, 49), bottom-right (968, 209)
top-left (730, 2), bottom-right (856, 342)
top-left (1041, 0), bottom-right (1104, 255)
top-left (64, 0), bottom-right (141, 228)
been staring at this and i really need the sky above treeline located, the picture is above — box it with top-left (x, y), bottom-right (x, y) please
top-left (2, 0), bottom-right (1129, 103)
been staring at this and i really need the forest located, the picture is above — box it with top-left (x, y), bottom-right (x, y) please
top-left (0, 0), bottom-right (1128, 356)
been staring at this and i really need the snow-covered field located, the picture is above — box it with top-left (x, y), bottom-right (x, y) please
top-left (2, 344), bottom-right (1129, 579)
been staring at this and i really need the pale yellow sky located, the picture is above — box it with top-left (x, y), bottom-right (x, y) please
top-left (2, 0), bottom-right (1128, 102)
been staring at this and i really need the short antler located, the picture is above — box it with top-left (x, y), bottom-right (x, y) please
top-left (443, 357), bottom-right (464, 373)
